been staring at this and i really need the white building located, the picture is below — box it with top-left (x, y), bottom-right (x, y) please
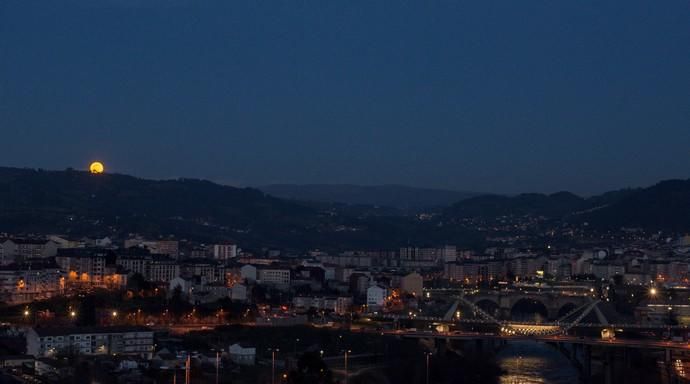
top-left (228, 343), bottom-right (255, 366)
top-left (213, 243), bottom-right (238, 261)
top-left (117, 254), bottom-right (179, 283)
top-left (169, 276), bottom-right (196, 297)
top-left (258, 267), bottom-right (290, 288)
top-left (0, 239), bottom-right (59, 264)
top-left (366, 285), bottom-right (387, 309)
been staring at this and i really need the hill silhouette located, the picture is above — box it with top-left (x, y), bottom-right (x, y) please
top-left (1, 167), bottom-right (689, 250)
top-left (259, 184), bottom-right (480, 210)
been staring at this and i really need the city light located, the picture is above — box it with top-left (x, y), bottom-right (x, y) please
top-left (650, 287), bottom-right (658, 296)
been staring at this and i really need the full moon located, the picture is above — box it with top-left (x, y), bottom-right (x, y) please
top-left (89, 161), bottom-right (105, 174)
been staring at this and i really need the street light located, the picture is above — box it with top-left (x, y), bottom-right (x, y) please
top-left (343, 349), bottom-right (351, 384)
top-left (425, 352), bottom-right (433, 384)
top-left (70, 311), bottom-right (77, 318)
top-left (650, 287), bottom-right (658, 297)
top-left (215, 350), bottom-right (220, 384)
top-left (268, 348), bottom-right (280, 384)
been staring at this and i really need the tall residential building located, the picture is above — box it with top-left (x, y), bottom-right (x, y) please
top-left (0, 265), bottom-right (64, 304)
top-left (116, 251), bottom-right (179, 283)
top-left (213, 243), bottom-right (238, 261)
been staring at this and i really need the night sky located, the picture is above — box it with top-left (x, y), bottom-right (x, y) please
top-left (1, 1), bottom-right (689, 195)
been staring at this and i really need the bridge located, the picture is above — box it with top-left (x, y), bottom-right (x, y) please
top-left (368, 290), bottom-right (690, 383)
top-left (456, 289), bottom-right (598, 321)
top-left (379, 289), bottom-right (608, 337)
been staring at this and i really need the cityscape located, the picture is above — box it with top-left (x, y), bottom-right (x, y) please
top-left (2, 1), bottom-right (690, 384)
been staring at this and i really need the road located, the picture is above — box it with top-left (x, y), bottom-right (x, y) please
top-left (385, 330), bottom-right (690, 351)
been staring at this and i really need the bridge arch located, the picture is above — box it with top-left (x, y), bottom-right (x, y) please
top-left (474, 299), bottom-right (500, 318)
top-left (510, 298), bottom-right (548, 323)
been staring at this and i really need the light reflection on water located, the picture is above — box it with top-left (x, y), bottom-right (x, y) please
top-left (497, 341), bottom-right (579, 384)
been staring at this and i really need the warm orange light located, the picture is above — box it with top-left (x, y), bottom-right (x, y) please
top-left (89, 161), bottom-right (105, 174)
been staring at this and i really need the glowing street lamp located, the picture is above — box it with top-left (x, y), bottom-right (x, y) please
top-left (425, 352), bottom-right (433, 384)
top-left (268, 348), bottom-right (280, 384)
top-left (70, 311), bottom-right (77, 318)
top-left (650, 287), bottom-right (658, 297)
top-left (343, 349), bottom-right (352, 384)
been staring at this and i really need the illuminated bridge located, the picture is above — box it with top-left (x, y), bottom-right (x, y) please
top-left (379, 289), bottom-right (609, 337)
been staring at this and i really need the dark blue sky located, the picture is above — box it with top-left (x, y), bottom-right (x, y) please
top-left (1, 1), bottom-right (689, 195)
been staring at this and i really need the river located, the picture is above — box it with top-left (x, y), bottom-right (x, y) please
top-left (497, 341), bottom-right (579, 384)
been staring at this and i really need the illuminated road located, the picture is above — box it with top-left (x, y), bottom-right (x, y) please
top-left (380, 330), bottom-right (690, 351)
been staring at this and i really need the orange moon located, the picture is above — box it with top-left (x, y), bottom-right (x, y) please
top-left (89, 161), bottom-right (105, 174)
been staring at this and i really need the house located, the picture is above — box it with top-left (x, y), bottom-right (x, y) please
top-left (367, 285), bottom-right (387, 309)
top-left (228, 343), bottom-right (255, 366)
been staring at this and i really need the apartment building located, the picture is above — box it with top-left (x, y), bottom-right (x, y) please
top-left (26, 326), bottom-right (154, 359)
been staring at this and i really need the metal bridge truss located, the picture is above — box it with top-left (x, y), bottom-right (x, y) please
top-left (457, 295), bottom-right (603, 337)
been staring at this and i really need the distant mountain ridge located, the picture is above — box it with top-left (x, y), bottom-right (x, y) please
top-left (259, 184), bottom-right (481, 210)
top-left (1, 166), bottom-right (689, 251)
top-left (443, 180), bottom-right (690, 231)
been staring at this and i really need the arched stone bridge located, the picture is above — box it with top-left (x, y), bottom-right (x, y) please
top-left (463, 291), bottom-right (591, 321)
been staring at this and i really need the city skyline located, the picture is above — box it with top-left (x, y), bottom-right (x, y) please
top-left (2, 1), bottom-right (690, 195)
top-left (3, 2), bottom-right (690, 383)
